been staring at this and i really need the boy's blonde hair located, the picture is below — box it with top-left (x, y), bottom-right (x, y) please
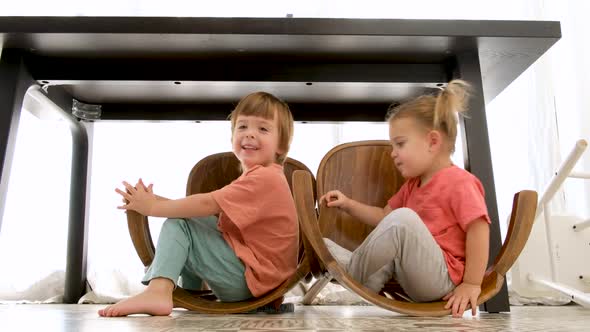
top-left (386, 80), bottom-right (471, 153)
top-left (229, 91), bottom-right (294, 165)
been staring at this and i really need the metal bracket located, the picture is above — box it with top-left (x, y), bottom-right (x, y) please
top-left (72, 99), bottom-right (102, 121)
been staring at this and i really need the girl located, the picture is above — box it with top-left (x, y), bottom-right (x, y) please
top-left (321, 80), bottom-right (491, 318)
top-left (100, 91), bottom-right (298, 317)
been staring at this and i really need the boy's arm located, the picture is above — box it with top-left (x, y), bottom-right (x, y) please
top-left (133, 179), bottom-right (171, 202)
top-left (150, 193), bottom-right (221, 218)
top-left (154, 194), bottom-right (170, 201)
top-left (444, 218), bottom-right (490, 317)
top-left (120, 179), bottom-right (220, 218)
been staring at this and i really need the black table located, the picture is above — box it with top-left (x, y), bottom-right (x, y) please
top-left (0, 16), bottom-right (560, 310)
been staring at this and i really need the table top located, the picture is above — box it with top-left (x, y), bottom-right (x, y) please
top-left (0, 16), bottom-right (560, 117)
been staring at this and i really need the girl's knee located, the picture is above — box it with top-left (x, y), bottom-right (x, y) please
top-left (374, 209), bottom-right (428, 244)
top-left (388, 207), bottom-right (419, 220)
top-left (382, 208), bottom-right (422, 229)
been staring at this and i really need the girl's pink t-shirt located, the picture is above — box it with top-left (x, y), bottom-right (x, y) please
top-left (211, 163), bottom-right (298, 297)
top-left (388, 165), bottom-right (491, 285)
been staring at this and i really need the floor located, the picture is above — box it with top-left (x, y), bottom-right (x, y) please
top-left (0, 304), bottom-right (587, 331)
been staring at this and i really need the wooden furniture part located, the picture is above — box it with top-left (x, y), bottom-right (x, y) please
top-left (127, 152), bottom-right (315, 313)
top-left (293, 140), bottom-right (538, 316)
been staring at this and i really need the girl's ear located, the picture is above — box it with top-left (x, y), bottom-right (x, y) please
top-left (428, 130), bottom-right (443, 152)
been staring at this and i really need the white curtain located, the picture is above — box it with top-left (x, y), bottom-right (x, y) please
top-left (1, 0), bottom-right (588, 304)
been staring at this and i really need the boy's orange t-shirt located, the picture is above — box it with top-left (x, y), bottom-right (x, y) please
top-left (387, 165), bottom-right (491, 285)
top-left (211, 163), bottom-right (298, 297)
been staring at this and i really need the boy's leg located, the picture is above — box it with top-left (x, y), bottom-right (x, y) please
top-left (182, 216), bottom-right (253, 302)
top-left (142, 218), bottom-right (194, 286)
top-left (98, 277), bottom-right (175, 317)
top-left (98, 218), bottom-right (189, 317)
top-left (179, 266), bottom-right (205, 291)
top-left (347, 208), bottom-right (455, 302)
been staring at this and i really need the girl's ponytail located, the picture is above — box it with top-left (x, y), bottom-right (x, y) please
top-left (433, 80), bottom-right (470, 151)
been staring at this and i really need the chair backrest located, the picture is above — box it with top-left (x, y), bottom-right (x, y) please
top-left (317, 140), bottom-right (404, 251)
top-left (186, 152), bottom-right (313, 196)
top-left (487, 190), bottom-right (538, 277)
top-left (186, 152), bottom-right (316, 266)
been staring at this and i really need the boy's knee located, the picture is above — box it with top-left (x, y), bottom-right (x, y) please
top-left (161, 218), bottom-right (187, 233)
top-left (159, 218), bottom-right (192, 249)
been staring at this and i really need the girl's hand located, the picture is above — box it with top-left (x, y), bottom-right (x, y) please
top-left (443, 282), bottom-right (481, 318)
top-left (319, 190), bottom-right (350, 209)
top-left (115, 178), bottom-right (157, 216)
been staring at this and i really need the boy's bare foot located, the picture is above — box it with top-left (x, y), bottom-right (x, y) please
top-left (98, 278), bottom-right (174, 317)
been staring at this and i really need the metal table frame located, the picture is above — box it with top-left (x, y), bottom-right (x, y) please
top-left (0, 17), bottom-right (561, 311)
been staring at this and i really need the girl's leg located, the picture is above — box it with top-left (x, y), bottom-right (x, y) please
top-left (347, 208), bottom-right (455, 302)
top-left (99, 218), bottom-right (192, 317)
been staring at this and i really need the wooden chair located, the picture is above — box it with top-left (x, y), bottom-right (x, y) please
top-left (293, 140), bottom-right (538, 316)
top-left (127, 152), bottom-right (315, 313)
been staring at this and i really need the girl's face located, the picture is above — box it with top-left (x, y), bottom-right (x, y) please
top-left (388, 117), bottom-right (435, 180)
top-left (232, 114), bottom-right (283, 172)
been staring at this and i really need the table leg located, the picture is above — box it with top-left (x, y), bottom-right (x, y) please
top-left (455, 51), bottom-right (510, 313)
top-left (0, 49), bottom-right (33, 235)
top-left (28, 86), bottom-right (93, 304)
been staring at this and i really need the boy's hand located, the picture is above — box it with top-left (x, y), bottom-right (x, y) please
top-left (119, 179), bottom-right (154, 204)
top-left (115, 178), bottom-right (157, 215)
top-left (319, 190), bottom-right (349, 209)
top-left (443, 282), bottom-right (481, 318)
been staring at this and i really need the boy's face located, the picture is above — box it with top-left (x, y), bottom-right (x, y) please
top-left (388, 117), bottom-right (434, 179)
top-left (232, 114), bottom-right (283, 172)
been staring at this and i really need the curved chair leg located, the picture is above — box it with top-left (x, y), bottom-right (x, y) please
top-left (294, 169), bottom-right (538, 316)
top-left (126, 210), bottom-right (154, 267)
top-left (172, 256), bottom-right (310, 313)
top-left (127, 208), bottom-right (311, 313)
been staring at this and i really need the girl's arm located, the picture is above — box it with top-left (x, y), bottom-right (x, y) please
top-left (320, 190), bottom-right (392, 226)
top-left (462, 219), bottom-right (490, 286)
top-left (444, 218), bottom-right (490, 317)
top-left (340, 199), bottom-right (392, 226)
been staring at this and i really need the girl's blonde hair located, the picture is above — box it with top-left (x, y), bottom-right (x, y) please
top-left (386, 80), bottom-right (471, 152)
top-left (229, 91), bottom-right (294, 165)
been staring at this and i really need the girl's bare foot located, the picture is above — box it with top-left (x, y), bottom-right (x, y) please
top-left (98, 278), bottom-right (174, 317)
